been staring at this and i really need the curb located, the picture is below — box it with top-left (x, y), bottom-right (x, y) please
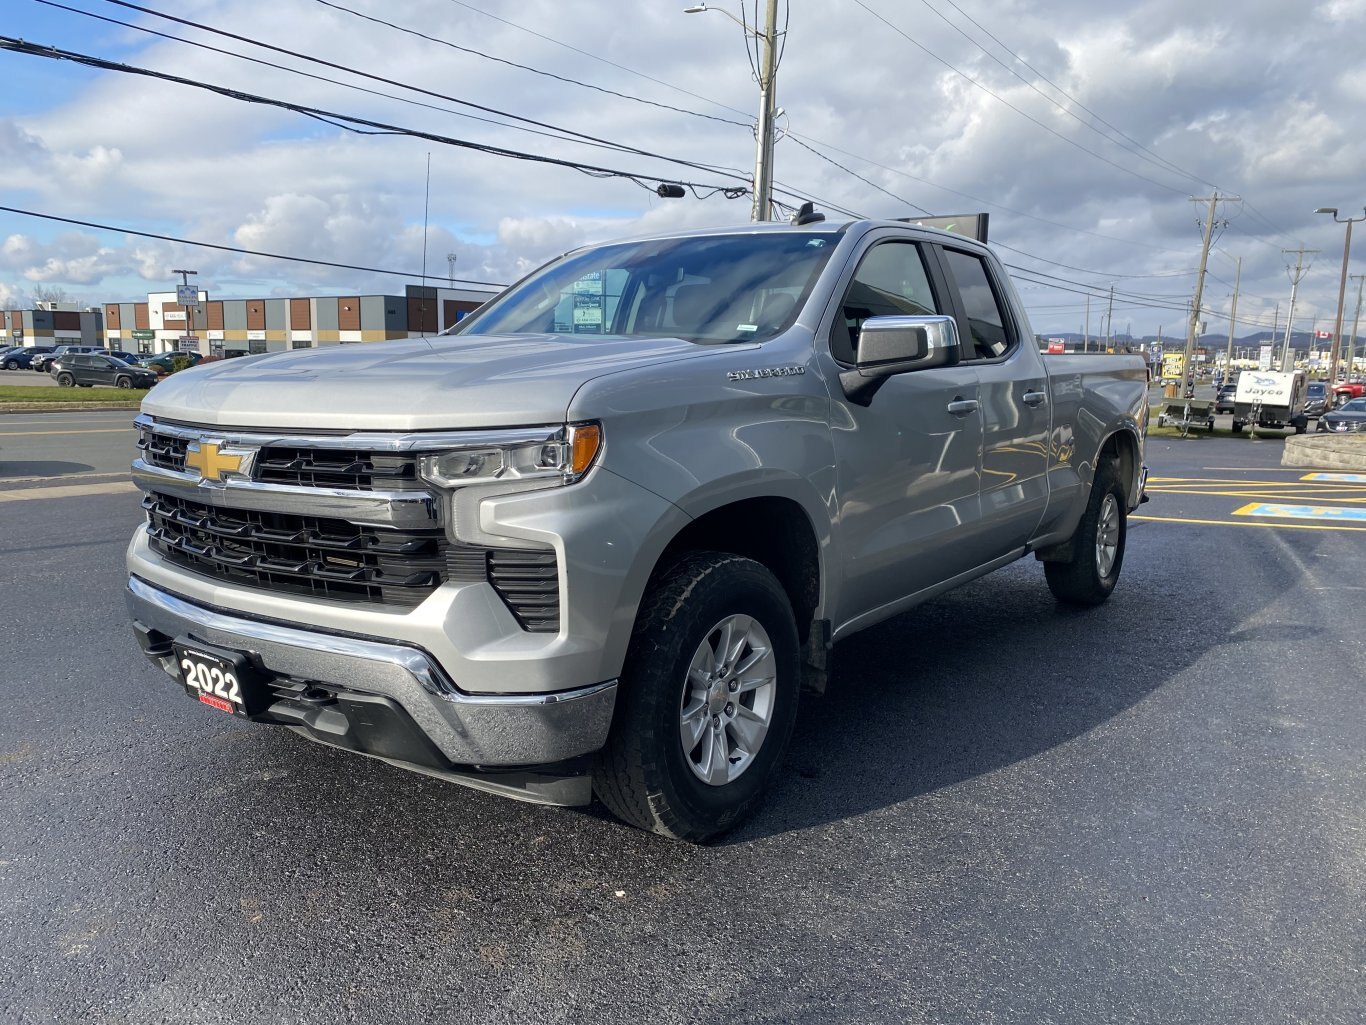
top-left (1282, 433), bottom-right (1366, 471)
top-left (0, 402), bottom-right (142, 413)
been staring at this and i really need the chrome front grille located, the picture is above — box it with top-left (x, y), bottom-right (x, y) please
top-left (143, 492), bottom-right (447, 607)
top-left (254, 447), bottom-right (422, 491)
top-left (144, 431), bottom-right (189, 473)
top-left (134, 415), bottom-right (563, 628)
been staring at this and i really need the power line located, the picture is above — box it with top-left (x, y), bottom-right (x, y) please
top-left (0, 36), bottom-right (752, 199)
top-left (918, 0), bottom-right (1220, 191)
top-left (310, 0), bottom-right (749, 129)
top-left (784, 135), bottom-right (931, 216)
top-left (440, 0), bottom-right (751, 120)
top-left (0, 204), bottom-right (509, 286)
top-left (90, 0), bottom-right (747, 182)
top-left (36, 0), bottom-right (748, 169)
top-left (848, 0), bottom-right (1192, 195)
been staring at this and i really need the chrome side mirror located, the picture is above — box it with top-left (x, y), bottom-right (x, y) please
top-left (840, 315), bottom-right (962, 406)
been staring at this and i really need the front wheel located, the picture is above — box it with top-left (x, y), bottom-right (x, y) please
top-left (1044, 457), bottom-right (1127, 607)
top-left (2, 359), bottom-right (17, 370)
top-left (115, 376), bottom-right (133, 389)
top-left (56, 373), bottom-right (74, 387)
top-left (593, 552), bottom-right (800, 842)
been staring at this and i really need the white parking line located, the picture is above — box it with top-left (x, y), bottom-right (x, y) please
top-left (0, 471), bottom-right (131, 485)
top-left (0, 481), bottom-right (138, 502)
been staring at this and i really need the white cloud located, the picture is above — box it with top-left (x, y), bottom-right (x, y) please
top-left (0, 0), bottom-right (1363, 335)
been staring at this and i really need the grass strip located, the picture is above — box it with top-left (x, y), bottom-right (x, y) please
top-left (0, 386), bottom-right (148, 404)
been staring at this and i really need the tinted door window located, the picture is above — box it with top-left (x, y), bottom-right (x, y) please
top-left (942, 249), bottom-right (1013, 360)
top-left (832, 242), bottom-right (940, 363)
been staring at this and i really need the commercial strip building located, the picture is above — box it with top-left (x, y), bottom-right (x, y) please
top-left (103, 283), bottom-right (497, 356)
top-left (3, 305), bottom-right (105, 347)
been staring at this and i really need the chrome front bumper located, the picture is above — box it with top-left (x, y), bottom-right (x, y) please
top-left (126, 576), bottom-right (617, 801)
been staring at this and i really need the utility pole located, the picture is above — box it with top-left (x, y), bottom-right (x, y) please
top-left (1184, 193), bottom-right (1237, 393)
top-left (752, 0), bottom-right (779, 221)
top-left (1083, 294), bottom-right (1090, 352)
top-left (1105, 284), bottom-right (1115, 350)
top-left (1347, 274), bottom-right (1365, 383)
top-left (686, 1), bottom-right (779, 221)
top-left (1224, 256), bottom-right (1241, 378)
top-left (1279, 246), bottom-right (1316, 371)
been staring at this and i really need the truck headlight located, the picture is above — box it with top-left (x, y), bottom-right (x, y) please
top-left (417, 423), bottom-right (602, 489)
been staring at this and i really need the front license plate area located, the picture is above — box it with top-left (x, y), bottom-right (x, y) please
top-left (173, 640), bottom-right (260, 717)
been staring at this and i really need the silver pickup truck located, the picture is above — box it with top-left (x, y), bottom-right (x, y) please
top-left (126, 217), bottom-right (1148, 840)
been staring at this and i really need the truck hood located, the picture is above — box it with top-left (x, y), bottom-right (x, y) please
top-left (141, 334), bottom-right (751, 430)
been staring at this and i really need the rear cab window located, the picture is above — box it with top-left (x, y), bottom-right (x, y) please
top-left (939, 248), bottom-right (1016, 361)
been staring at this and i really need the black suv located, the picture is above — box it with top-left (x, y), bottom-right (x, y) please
top-left (50, 352), bottom-right (158, 389)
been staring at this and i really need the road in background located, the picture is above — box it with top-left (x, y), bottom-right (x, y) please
top-left (1, 431), bottom-right (1362, 1024)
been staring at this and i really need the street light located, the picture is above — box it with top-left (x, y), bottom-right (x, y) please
top-left (686, 1), bottom-right (779, 221)
top-left (1314, 205), bottom-right (1365, 393)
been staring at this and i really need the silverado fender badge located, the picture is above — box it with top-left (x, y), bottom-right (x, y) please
top-left (728, 366), bottom-right (806, 382)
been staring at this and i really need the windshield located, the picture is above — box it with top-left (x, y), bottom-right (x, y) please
top-left (451, 232), bottom-right (839, 344)
top-left (1341, 398), bottom-right (1366, 412)
top-left (1308, 383), bottom-right (1326, 396)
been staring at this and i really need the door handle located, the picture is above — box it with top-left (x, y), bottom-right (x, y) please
top-left (946, 398), bottom-right (979, 415)
top-left (1022, 390), bottom-right (1047, 407)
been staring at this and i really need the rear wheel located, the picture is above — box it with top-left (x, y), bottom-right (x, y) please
top-left (1045, 457), bottom-right (1127, 607)
top-left (593, 552), bottom-right (800, 842)
top-left (2, 359), bottom-right (17, 370)
top-left (56, 372), bottom-right (74, 387)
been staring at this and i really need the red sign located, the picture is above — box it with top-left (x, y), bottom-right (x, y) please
top-left (1047, 341), bottom-right (1065, 354)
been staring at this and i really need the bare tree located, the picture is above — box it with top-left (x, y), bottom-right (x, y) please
top-left (30, 285), bottom-right (80, 309)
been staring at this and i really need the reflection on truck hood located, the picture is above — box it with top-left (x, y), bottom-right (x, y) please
top-left (140, 333), bottom-right (745, 430)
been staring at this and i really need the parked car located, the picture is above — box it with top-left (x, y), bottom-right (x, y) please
top-left (1316, 396), bottom-right (1366, 432)
top-left (51, 352), bottom-right (159, 390)
top-left (137, 351), bottom-right (205, 376)
top-left (107, 350), bottom-right (143, 363)
top-left (32, 345), bottom-right (106, 373)
top-left (2, 346), bottom-right (56, 371)
top-left (1214, 382), bottom-right (1237, 414)
top-left (1303, 381), bottom-right (1329, 417)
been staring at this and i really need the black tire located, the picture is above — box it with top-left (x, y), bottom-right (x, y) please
top-left (56, 373), bottom-right (74, 388)
top-left (1231, 422), bottom-right (1245, 434)
top-left (593, 552), bottom-right (800, 842)
top-left (1044, 457), bottom-right (1127, 607)
top-left (2, 359), bottom-right (17, 370)
top-left (115, 376), bottom-right (132, 389)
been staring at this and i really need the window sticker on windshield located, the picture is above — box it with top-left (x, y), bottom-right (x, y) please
top-left (737, 324), bottom-right (758, 332)
top-left (806, 239), bottom-right (826, 247)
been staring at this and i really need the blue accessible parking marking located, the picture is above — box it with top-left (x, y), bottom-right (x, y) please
top-left (1234, 502), bottom-right (1366, 522)
top-left (1300, 472), bottom-right (1366, 483)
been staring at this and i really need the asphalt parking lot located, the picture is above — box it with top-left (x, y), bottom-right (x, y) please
top-left (1, 413), bottom-right (1362, 1025)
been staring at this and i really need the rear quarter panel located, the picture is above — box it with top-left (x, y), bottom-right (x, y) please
top-left (1034, 353), bottom-right (1148, 546)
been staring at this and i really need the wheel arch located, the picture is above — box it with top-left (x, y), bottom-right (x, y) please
top-left (652, 492), bottom-right (824, 650)
top-left (1098, 424), bottom-right (1144, 510)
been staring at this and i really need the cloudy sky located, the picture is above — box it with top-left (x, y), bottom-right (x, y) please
top-left (3, 0), bottom-right (1365, 343)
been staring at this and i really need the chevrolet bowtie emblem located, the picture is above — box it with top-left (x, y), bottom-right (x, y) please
top-left (185, 441), bottom-right (246, 482)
